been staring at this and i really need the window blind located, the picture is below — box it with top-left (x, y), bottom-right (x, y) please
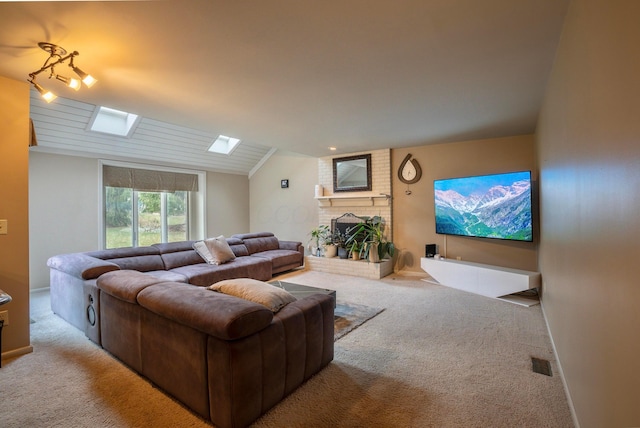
top-left (103, 165), bottom-right (199, 192)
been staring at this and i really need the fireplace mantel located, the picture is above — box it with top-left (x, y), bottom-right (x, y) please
top-left (315, 194), bottom-right (390, 207)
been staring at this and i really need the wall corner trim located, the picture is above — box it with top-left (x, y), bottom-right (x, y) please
top-left (249, 147), bottom-right (278, 179)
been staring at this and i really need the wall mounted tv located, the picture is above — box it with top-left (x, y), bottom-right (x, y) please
top-left (434, 171), bottom-right (533, 242)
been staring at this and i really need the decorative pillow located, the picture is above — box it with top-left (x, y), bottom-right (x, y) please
top-left (204, 235), bottom-right (236, 265)
top-left (193, 235), bottom-right (236, 265)
top-left (193, 240), bottom-right (215, 264)
top-left (207, 278), bottom-right (297, 312)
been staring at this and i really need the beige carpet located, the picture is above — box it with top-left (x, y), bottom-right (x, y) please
top-left (0, 271), bottom-right (574, 427)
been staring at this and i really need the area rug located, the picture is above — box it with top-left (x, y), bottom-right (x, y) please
top-left (334, 301), bottom-right (384, 341)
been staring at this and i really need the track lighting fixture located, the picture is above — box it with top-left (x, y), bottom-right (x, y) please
top-left (28, 42), bottom-right (97, 102)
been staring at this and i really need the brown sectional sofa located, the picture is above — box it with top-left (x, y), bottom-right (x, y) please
top-left (46, 232), bottom-right (335, 427)
top-left (47, 232), bottom-right (304, 334)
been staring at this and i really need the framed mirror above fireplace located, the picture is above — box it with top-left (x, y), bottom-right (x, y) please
top-left (333, 154), bottom-right (372, 192)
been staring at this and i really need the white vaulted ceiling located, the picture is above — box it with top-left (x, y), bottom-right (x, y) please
top-left (29, 92), bottom-right (273, 175)
top-left (0, 1), bottom-right (569, 174)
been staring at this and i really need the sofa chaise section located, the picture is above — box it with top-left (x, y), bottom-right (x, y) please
top-left (232, 232), bottom-right (305, 275)
top-left (97, 270), bottom-right (334, 428)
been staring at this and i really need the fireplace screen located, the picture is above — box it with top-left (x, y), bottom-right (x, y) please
top-left (331, 213), bottom-right (367, 239)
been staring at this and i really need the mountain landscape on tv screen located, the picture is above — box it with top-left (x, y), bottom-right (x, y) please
top-left (434, 178), bottom-right (532, 241)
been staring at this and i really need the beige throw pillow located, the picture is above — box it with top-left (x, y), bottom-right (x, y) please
top-left (193, 240), bottom-right (215, 264)
top-left (208, 278), bottom-right (297, 312)
top-left (204, 235), bottom-right (236, 265)
top-left (193, 235), bottom-right (236, 265)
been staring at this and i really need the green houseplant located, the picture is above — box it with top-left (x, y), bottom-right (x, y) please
top-left (348, 239), bottom-right (361, 260)
top-left (308, 225), bottom-right (331, 257)
top-left (330, 229), bottom-right (349, 259)
top-left (345, 216), bottom-right (395, 262)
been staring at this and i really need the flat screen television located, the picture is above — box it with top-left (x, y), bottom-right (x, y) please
top-left (434, 171), bottom-right (533, 242)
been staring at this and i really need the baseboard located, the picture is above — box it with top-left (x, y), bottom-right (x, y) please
top-left (395, 269), bottom-right (429, 278)
top-left (1, 345), bottom-right (34, 361)
top-left (540, 297), bottom-right (581, 428)
top-left (1, 289), bottom-right (46, 362)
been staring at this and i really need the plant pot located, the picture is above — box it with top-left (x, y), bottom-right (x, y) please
top-left (368, 243), bottom-right (380, 263)
top-left (324, 244), bottom-right (337, 258)
top-left (352, 251), bottom-right (360, 261)
top-left (338, 247), bottom-right (349, 259)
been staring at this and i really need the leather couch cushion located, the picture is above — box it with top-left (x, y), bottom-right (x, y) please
top-left (137, 282), bottom-right (274, 340)
top-left (97, 270), bottom-right (167, 303)
top-left (47, 253), bottom-right (120, 280)
top-left (154, 241), bottom-right (203, 269)
top-left (87, 246), bottom-right (160, 259)
top-left (232, 232), bottom-right (280, 254)
top-left (104, 255), bottom-right (165, 272)
top-left (87, 247), bottom-right (165, 272)
top-left (227, 238), bottom-right (249, 256)
top-left (250, 249), bottom-right (303, 269)
top-left (145, 270), bottom-right (188, 283)
top-left (168, 256), bottom-right (272, 287)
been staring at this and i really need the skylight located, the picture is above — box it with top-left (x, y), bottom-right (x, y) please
top-left (89, 106), bottom-right (139, 137)
top-left (208, 135), bottom-right (241, 155)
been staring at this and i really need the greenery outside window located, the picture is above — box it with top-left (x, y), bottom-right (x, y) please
top-left (101, 162), bottom-right (205, 249)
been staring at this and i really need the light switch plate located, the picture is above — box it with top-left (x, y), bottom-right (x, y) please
top-left (0, 219), bottom-right (7, 235)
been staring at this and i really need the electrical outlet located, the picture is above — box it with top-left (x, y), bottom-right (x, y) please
top-left (0, 219), bottom-right (7, 235)
top-left (456, 256), bottom-right (462, 261)
top-left (0, 310), bottom-right (8, 326)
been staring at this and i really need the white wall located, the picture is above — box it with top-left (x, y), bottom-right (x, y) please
top-left (29, 152), bottom-right (100, 289)
top-left (536, 0), bottom-right (640, 426)
top-left (206, 170), bottom-right (250, 237)
top-left (249, 150), bottom-right (318, 248)
top-left (29, 151), bottom-right (250, 289)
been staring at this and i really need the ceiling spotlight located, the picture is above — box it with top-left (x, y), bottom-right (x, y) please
top-left (30, 80), bottom-right (57, 103)
top-left (27, 42), bottom-right (96, 102)
top-left (55, 74), bottom-right (81, 91)
top-left (69, 60), bottom-right (97, 88)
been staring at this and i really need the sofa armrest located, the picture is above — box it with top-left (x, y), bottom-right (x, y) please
top-left (279, 240), bottom-right (303, 253)
top-left (47, 253), bottom-right (120, 280)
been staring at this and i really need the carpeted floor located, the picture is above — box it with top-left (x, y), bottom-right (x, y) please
top-left (0, 270), bottom-right (575, 427)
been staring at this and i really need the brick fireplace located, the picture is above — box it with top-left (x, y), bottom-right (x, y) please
top-left (316, 149), bottom-right (392, 240)
top-left (306, 149), bottom-right (394, 278)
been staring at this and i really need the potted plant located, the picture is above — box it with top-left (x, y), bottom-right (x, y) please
top-left (345, 216), bottom-right (395, 262)
top-left (308, 225), bottom-right (330, 257)
top-left (331, 229), bottom-right (349, 259)
top-left (348, 239), bottom-right (361, 260)
top-left (323, 231), bottom-right (338, 258)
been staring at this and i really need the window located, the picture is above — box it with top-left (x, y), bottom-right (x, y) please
top-left (208, 135), bottom-right (241, 155)
top-left (89, 106), bottom-right (140, 137)
top-left (102, 163), bottom-right (205, 249)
